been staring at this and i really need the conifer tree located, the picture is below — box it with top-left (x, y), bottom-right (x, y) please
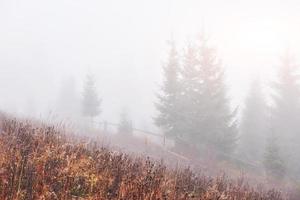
top-left (157, 36), bottom-right (237, 157)
top-left (118, 110), bottom-right (133, 136)
top-left (194, 36), bottom-right (237, 157)
top-left (155, 40), bottom-right (182, 141)
top-left (239, 77), bottom-right (267, 163)
top-left (264, 133), bottom-right (285, 179)
top-left (270, 51), bottom-right (300, 179)
top-left (179, 42), bottom-right (201, 144)
top-left (82, 74), bottom-right (101, 124)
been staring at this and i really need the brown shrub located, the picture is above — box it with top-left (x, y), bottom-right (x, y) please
top-left (0, 116), bottom-right (286, 200)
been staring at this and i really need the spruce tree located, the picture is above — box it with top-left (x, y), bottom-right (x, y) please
top-left (157, 36), bottom-right (237, 158)
top-left (239, 77), bottom-right (267, 163)
top-left (155, 40), bottom-right (182, 141)
top-left (270, 51), bottom-right (300, 179)
top-left (118, 110), bottom-right (133, 136)
top-left (82, 74), bottom-right (101, 124)
top-left (264, 133), bottom-right (285, 179)
top-left (179, 42), bottom-right (202, 145)
top-left (194, 36), bottom-right (237, 157)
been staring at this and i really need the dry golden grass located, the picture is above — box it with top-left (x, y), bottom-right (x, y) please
top-left (0, 115), bottom-right (286, 199)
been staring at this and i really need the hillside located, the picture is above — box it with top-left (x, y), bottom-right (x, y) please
top-left (0, 114), bottom-right (288, 199)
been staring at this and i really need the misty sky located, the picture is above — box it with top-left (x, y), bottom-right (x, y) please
top-left (1, 0), bottom-right (300, 131)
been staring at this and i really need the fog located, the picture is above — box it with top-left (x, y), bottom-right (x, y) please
top-left (1, 0), bottom-right (300, 127)
top-left (1, 0), bottom-right (300, 191)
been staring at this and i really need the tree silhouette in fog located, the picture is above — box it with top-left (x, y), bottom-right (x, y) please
top-left (269, 51), bottom-right (300, 180)
top-left (239, 77), bottom-right (267, 164)
top-left (156, 35), bottom-right (237, 158)
top-left (155, 40), bottom-right (182, 142)
top-left (118, 109), bottom-right (133, 136)
top-left (264, 132), bottom-right (285, 179)
top-left (82, 74), bottom-right (101, 124)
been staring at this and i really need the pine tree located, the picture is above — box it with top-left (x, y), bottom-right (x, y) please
top-left (157, 36), bottom-right (237, 158)
top-left (179, 41), bottom-right (202, 145)
top-left (239, 77), bottom-right (267, 163)
top-left (264, 133), bottom-right (285, 179)
top-left (82, 74), bottom-right (101, 124)
top-left (118, 110), bottom-right (133, 136)
top-left (270, 51), bottom-right (300, 179)
top-left (155, 40), bottom-right (182, 141)
top-left (194, 36), bottom-right (237, 157)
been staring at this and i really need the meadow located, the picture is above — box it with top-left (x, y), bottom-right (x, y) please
top-left (0, 114), bottom-right (288, 199)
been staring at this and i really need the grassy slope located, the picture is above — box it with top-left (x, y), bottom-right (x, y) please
top-left (0, 115), bottom-right (285, 199)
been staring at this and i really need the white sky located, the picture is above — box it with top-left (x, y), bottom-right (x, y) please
top-left (1, 0), bottom-right (300, 131)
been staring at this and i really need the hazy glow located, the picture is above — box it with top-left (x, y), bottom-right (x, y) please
top-left (1, 0), bottom-right (300, 130)
top-left (166, 0), bottom-right (300, 105)
top-left (234, 20), bottom-right (288, 52)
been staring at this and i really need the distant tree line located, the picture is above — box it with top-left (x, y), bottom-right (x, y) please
top-left (56, 34), bottom-right (300, 182)
top-left (57, 73), bottom-right (133, 135)
top-left (156, 35), bottom-right (300, 181)
top-left (239, 51), bottom-right (300, 180)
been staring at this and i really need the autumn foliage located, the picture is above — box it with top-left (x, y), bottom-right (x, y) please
top-left (0, 115), bottom-right (285, 199)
